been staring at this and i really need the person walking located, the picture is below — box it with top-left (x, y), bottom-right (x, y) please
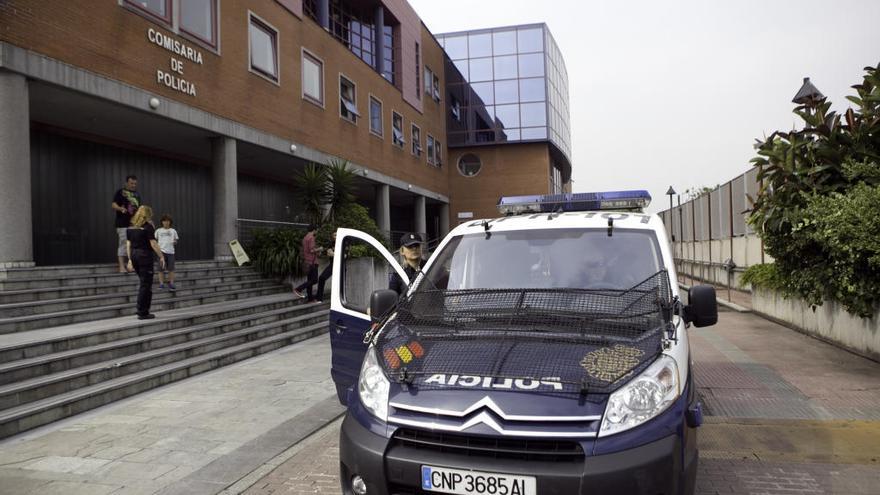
top-left (389, 233), bottom-right (423, 296)
top-left (126, 206), bottom-right (166, 320)
top-left (155, 214), bottom-right (179, 291)
top-left (293, 224), bottom-right (321, 302)
top-left (315, 231), bottom-right (337, 303)
top-left (112, 175), bottom-right (142, 273)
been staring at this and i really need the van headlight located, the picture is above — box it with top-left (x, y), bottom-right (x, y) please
top-left (358, 346), bottom-right (389, 421)
top-left (599, 354), bottom-right (680, 437)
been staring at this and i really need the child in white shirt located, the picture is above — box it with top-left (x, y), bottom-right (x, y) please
top-left (155, 214), bottom-right (179, 290)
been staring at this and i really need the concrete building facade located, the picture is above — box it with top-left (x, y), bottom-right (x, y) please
top-left (0, 0), bottom-right (572, 266)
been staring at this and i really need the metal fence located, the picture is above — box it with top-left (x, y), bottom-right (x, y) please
top-left (236, 218), bottom-right (310, 248)
top-left (658, 167), bottom-right (767, 292)
top-left (659, 167), bottom-right (761, 243)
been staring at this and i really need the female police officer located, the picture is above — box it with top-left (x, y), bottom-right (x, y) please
top-left (389, 233), bottom-right (423, 295)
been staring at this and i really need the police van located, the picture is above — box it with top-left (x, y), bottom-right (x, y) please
top-left (328, 191), bottom-right (718, 495)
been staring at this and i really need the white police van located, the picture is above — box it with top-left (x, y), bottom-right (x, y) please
top-left (328, 191), bottom-right (717, 495)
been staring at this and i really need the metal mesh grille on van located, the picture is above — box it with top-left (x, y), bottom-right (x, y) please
top-left (375, 271), bottom-right (674, 395)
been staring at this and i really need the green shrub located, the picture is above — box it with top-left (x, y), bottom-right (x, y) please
top-left (316, 203), bottom-right (388, 258)
top-left (248, 228), bottom-right (305, 278)
top-left (740, 263), bottom-right (786, 292)
top-left (748, 62), bottom-right (880, 317)
top-left (800, 184), bottom-right (880, 316)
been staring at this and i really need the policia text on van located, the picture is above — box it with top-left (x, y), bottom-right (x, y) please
top-left (327, 191), bottom-right (718, 495)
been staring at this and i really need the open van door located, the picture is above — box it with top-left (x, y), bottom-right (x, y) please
top-left (330, 228), bottom-right (408, 405)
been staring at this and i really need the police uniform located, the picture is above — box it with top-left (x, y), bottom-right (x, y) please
top-left (389, 233), bottom-right (423, 295)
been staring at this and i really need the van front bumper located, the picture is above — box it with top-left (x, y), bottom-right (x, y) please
top-left (338, 412), bottom-right (698, 495)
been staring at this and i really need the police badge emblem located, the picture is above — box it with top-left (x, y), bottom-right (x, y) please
top-left (580, 345), bottom-right (644, 383)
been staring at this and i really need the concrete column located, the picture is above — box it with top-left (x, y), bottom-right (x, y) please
top-left (414, 196), bottom-right (426, 237)
top-left (375, 184), bottom-right (390, 236)
top-left (317, 0), bottom-right (330, 30)
top-left (0, 71), bottom-right (33, 268)
top-left (212, 137), bottom-right (238, 261)
top-left (440, 203), bottom-right (450, 237)
top-left (373, 6), bottom-right (386, 77)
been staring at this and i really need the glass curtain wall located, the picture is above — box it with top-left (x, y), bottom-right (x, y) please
top-left (438, 24), bottom-right (571, 164)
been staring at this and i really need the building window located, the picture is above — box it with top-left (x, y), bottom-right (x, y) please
top-left (180, 0), bottom-right (217, 46)
top-left (124, 0), bottom-right (171, 23)
top-left (249, 14), bottom-right (279, 82)
top-left (339, 75), bottom-right (359, 123)
top-left (458, 153), bottom-right (482, 177)
top-left (426, 134), bottom-right (435, 164)
top-left (434, 138), bottom-right (442, 166)
top-left (382, 25), bottom-right (395, 83)
top-left (415, 43), bottom-right (421, 99)
top-left (432, 73), bottom-right (441, 102)
top-left (369, 96), bottom-right (383, 137)
top-left (302, 50), bottom-right (324, 106)
top-left (305, 0), bottom-right (396, 85)
top-left (411, 124), bottom-right (421, 156)
top-left (424, 66), bottom-right (432, 98)
top-left (392, 111), bottom-right (405, 148)
top-left (450, 96), bottom-right (461, 122)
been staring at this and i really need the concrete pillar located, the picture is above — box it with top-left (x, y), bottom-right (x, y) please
top-left (211, 137), bottom-right (238, 261)
top-left (0, 71), bottom-right (33, 267)
top-left (375, 184), bottom-right (390, 237)
top-left (414, 196), bottom-right (426, 237)
top-left (440, 203), bottom-right (450, 237)
top-left (317, 0), bottom-right (330, 30)
top-left (373, 6), bottom-right (386, 77)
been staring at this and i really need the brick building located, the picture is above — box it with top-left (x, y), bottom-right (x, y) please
top-left (0, 0), bottom-right (571, 266)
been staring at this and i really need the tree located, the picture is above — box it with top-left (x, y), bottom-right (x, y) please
top-left (746, 62), bottom-right (880, 317)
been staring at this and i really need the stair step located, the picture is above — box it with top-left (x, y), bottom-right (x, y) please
top-left (0, 279), bottom-right (280, 318)
top-left (0, 284), bottom-right (290, 333)
top-left (0, 322), bottom-right (328, 439)
top-left (0, 260), bottom-right (234, 280)
top-left (0, 272), bottom-right (266, 304)
top-left (0, 294), bottom-right (310, 362)
top-left (0, 302), bottom-right (328, 384)
top-left (0, 265), bottom-right (260, 291)
top-left (0, 309), bottom-right (329, 409)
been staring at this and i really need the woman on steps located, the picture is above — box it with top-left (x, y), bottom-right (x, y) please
top-left (126, 206), bottom-right (166, 320)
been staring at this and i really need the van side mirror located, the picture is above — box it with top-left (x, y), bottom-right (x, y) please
top-left (684, 285), bottom-right (718, 327)
top-left (370, 289), bottom-right (399, 323)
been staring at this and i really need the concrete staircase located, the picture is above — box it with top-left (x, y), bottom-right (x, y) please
top-left (0, 261), bottom-right (329, 439)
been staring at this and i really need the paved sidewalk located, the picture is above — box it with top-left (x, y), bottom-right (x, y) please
top-left (0, 334), bottom-right (342, 495)
top-left (241, 309), bottom-right (880, 495)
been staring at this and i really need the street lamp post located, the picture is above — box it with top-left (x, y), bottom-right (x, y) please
top-left (666, 186), bottom-right (677, 281)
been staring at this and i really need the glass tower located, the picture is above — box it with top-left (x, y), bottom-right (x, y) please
top-left (437, 23), bottom-right (571, 166)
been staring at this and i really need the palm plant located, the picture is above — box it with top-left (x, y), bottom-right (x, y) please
top-left (327, 159), bottom-right (357, 220)
top-left (294, 163), bottom-right (329, 225)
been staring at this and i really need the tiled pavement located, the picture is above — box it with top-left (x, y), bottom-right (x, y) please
top-left (241, 308), bottom-right (880, 495)
top-left (0, 335), bottom-right (344, 495)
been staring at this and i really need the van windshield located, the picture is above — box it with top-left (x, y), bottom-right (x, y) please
top-left (421, 228), bottom-right (663, 291)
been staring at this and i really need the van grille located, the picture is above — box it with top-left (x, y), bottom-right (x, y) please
top-left (391, 428), bottom-right (585, 463)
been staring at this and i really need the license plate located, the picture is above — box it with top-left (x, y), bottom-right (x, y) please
top-left (421, 465), bottom-right (536, 495)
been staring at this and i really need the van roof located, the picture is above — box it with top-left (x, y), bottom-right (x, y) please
top-left (448, 211), bottom-right (665, 236)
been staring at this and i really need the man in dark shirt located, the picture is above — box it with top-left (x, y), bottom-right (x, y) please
top-left (389, 233), bottom-right (423, 296)
top-left (111, 175), bottom-right (142, 273)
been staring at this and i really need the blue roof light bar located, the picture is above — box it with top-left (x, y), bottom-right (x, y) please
top-left (497, 190), bottom-right (652, 215)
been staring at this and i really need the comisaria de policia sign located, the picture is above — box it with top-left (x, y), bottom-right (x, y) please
top-left (147, 27), bottom-right (203, 97)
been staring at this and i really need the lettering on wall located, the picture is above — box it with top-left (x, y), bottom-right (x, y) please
top-left (147, 28), bottom-right (203, 97)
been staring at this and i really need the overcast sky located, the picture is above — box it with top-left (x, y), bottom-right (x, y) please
top-left (409, 0), bottom-right (880, 212)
